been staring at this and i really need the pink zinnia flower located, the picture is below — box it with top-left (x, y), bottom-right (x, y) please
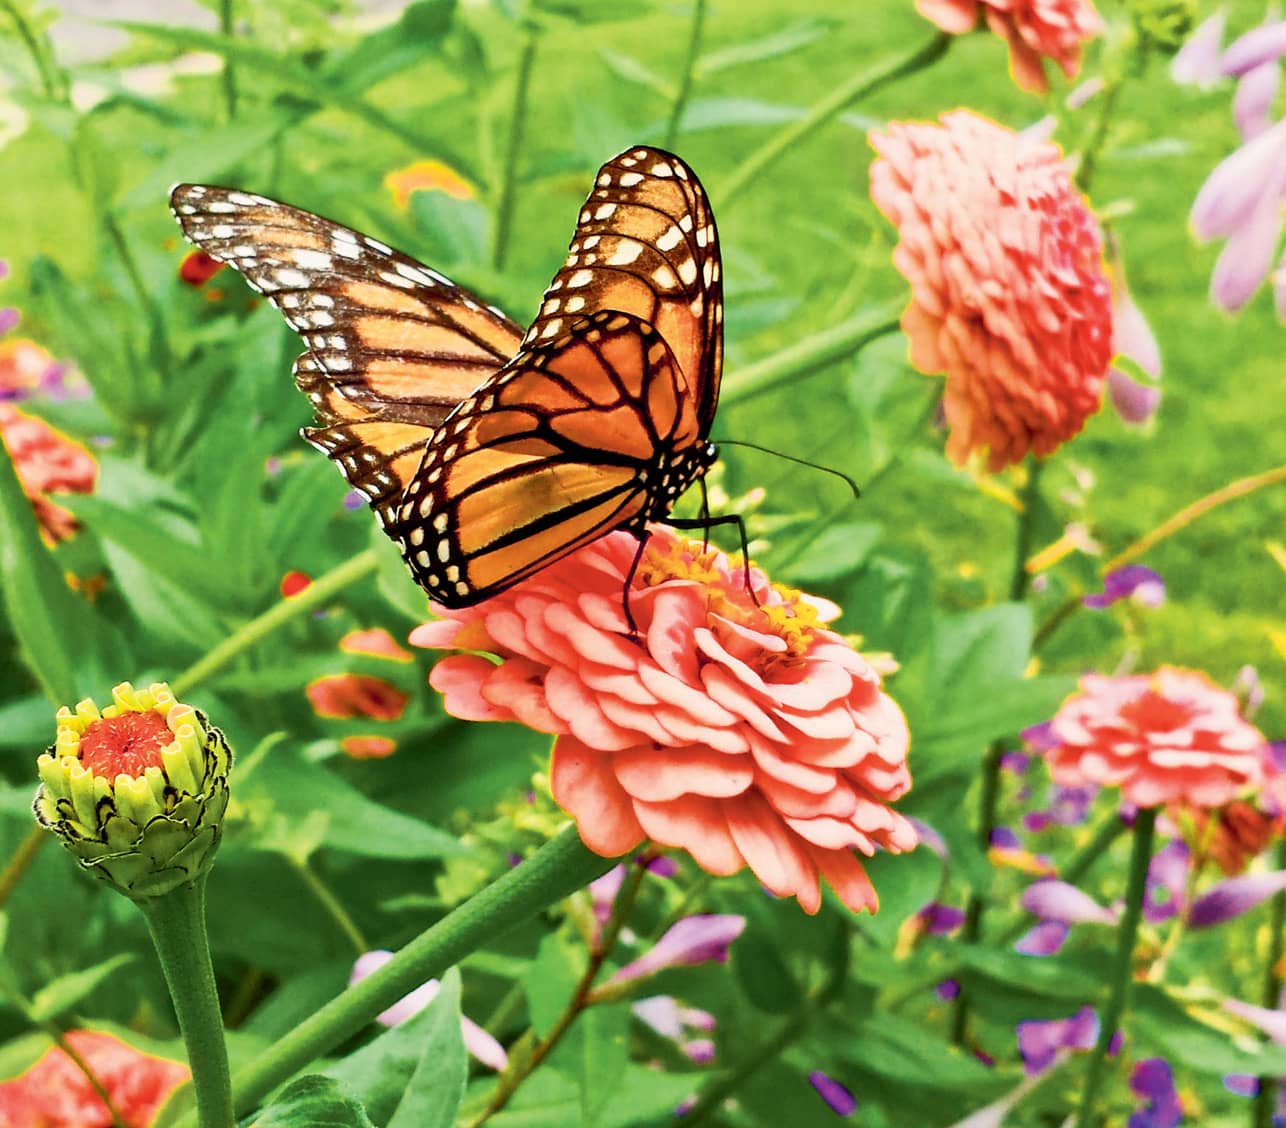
top-left (1041, 667), bottom-right (1268, 808)
top-left (0, 402), bottom-right (97, 542)
top-left (916, 0), bottom-right (1103, 93)
top-left (869, 111), bottom-right (1113, 471)
top-left (0, 1029), bottom-right (189, 1127)
top-left (412, 526), bottom-right (917, 915)
top-left (306, 673), bottom-right (408, 721)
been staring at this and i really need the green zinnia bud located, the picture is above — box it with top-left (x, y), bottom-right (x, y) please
top-left (1130, 0), bottom-right (1197, 54)
top-left (33, 682), bottom-right (232, 899)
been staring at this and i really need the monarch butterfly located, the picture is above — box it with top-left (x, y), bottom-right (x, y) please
top-left (170, 146), bottom-right (729, 627)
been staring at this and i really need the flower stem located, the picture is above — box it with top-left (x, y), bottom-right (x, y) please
top-left (1102, 465), bottom-right (1286, 574)
top-left (1255, 839), bottom-right (1286, 1128)
top-left (218, 0), bottom-right (237, 120)
top-left (1010, 459), bottom-right (1045, 601)
top-left (171, 548), bottom-right (380, 696)
top-left (0, 826), bottom-right (47, 910)
top-left (288, 855), bottom-right (369, 956)
top-left (1073, 805), bottom-right (1158, 1128)
top-left (168, 825), bottom-right (617, 1126)
top-left (682, 928), bottom-right (850, 1125)
top-left (492, 25), bottom-right (538, 271)
top-left (140, 876), bottom-right (235, 1128)
top-left (663, 0), bottom-right (707, 149)
top-left (715, 32), bottom-right (950, 211)
top-left (469, 862), bottom-right (646, 1125)
top-left (719, 300), bottom-right (902, 409)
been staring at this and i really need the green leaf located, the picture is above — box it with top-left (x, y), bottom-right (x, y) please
top-left (678, 97), bottom-right (803, 132)
top-left (386, 969), bottom-right (467, 1128)
top-left (0, 694), bottom-right (54, 750)
top-left (595, 50), bottom-right (674, 99)
top-left (247, 746), bottom-right (465, 860)
top-left (325, 969), bottom-right (462, 1126)
top-left (563, 1002), bottom-right (629, 1127)
top-left (853, 845), bottom-right (942, 947)
top-left (524, 932), bottom-right (580, 1037)
top-left (836, 1012), bottom-right (1009, 1094)
top-left (409, 191), bottom-right (490, 272)
top-left (783, 520), bottom-right (881, 584)
top-left (698, 19), bottom-right (831, 75)
top-left (1130, 983), bottom-right (1286, 1075)
top-left (254, 1074), bottom-right (375, 1128)
top-left (0, 442), bottom-right (120, 702)
top-left (959, 947), bottom-right (1114, 1003)
top-left (324, 0), bottom-right (457, 91)
top-left (28, 954), bottom-right (136, 1022)
top-left (733, 927), bottom-right (800, 1013)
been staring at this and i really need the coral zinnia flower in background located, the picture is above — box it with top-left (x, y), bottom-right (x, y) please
top-left (413, 527), bottom-right (917, 915)
top-left (384, 159), bottom-right (476, 209)
top-left (869, 111), bottom-right (1113, 471)
top-left (0, 402), bottom-right (97, 542)
top-left (1040, 668), bottom-right (1267, 808)
top-left (306, 673), bottom-right (408, 721)
top-left (916, 0), bottom-right (1102, 93)
top-left (0, 1029), bottom-right (188, 1128)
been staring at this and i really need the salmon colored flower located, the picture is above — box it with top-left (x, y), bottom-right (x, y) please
top-left (0, 1029), bottom-right (188, 1128)
top-left (0, 338), bottom-right (57, 399)
top-left (916, 0), bottom-right (1102, 93)
top-left (341, 734), bottom-right (398, 759)
top-left (412, 526), bottom-right (917, 915)
top-left (869, 111), bottom-right (1112, 471)
top-left (384, 159), bottom-right (476, 209)
top-left (307, 674), bottom-right (408, 721)
top-left (1041, 668), bottom-right (1268, 808)
top-left (178, 250), bottom-right (225, 286)
top-left (339, 627), bottom-right (413, 662)
top-left (0, 402), bottom-right (97, 542)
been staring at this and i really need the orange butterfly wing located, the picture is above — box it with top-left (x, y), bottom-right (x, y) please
top-left (398, 310), bottom-right (707, 604)
top-left (169, 185), bottom-right (522, 526)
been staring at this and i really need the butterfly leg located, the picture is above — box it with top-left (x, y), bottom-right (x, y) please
top-left (621, 528), bottom-right (655, 638)
top-left (668, 514), bottom-right (761, 608)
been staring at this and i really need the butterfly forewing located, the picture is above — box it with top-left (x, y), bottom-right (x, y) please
top-left (521, 147), bottom-right (723, 436)
top-left (398, 310), bottom-right (705, 606)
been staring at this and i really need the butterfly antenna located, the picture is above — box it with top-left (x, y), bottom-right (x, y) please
top-left (713, 439), bottom-right (861, 499)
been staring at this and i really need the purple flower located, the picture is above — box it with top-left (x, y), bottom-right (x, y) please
top-left (1000, 751), bottom-right (1031, 775)
top-left (1172, 9), bottom-right (1228, 86)
top-left (646, 854), bottom-right (679, 878)
top-left (349, 951), bottom-right (508, 1070)
top-left (1022, 721), bottom-right (1059, 752)
top-left (1083, 565), bottom-right (1165, 610)
top-left (1190, 869), bottom-right (1286, 928)
top-left (1221, 19), bottom-right (1286, 77)
top-left (633, 995), bottom-right (718, 1062)
top-left (0, 260), bottom-right (8, 281)
top-left (1190, 118), bottom-right (1286, 313)
top-left (908, 817), bottom-right (947, 858)
top-left (808, 1071), bottom-right (857, 1117)
top-left (589, 864), bottom-right (626, 926)
top-left (1129, 1057), bottom-right (1183, 1128)
top-left (1224, 997), bottom-right (1286, 1043)
top-left (1107, 281), bottom-right (1162, 425)
top-left (1145, 840), bottom-right (1191, 924)
top-left (1017, 1006), bottom-right (1099, 1075)
top-left (936, 978), bottom-right (961, 1000)
top-left (1235, 60), bottom-right (1280, 139)
top-left (1015, 920), bottom-right (1070, 956)
top-left (1066, 76), bottom-right (1106, 109)
top-left (612, 915), bottom-right (745, 983)
top-left (917, 902), bottom-right (967, 935)
top-left (1021, 880), bottom-right (1119, 926)
top-left (1224, 1073), bottom-right (1259, 1097)
top-left (343, 488), bottom-right (365, 510)
top-left (0, 307), bottom-right (18, 335)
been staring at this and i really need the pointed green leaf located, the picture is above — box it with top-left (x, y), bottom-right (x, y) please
top-left (387, 969), bottom-right (467, 1128)
top-left (254, 1074), bottom-right (375, 1128)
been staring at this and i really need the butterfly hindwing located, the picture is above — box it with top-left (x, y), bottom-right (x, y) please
top-left (395, 310), bottom-right (706, 606)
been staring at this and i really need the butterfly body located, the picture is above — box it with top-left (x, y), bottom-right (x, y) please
top-left (171, 147), bottom-right (723, 609)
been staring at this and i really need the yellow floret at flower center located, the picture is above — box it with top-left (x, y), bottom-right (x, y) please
top-left (638, 536), bottom-right (819, 660)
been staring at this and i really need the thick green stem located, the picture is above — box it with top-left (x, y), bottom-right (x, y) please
top-left (663, 0), bottom-right (707, 149)
top-left (718, 301), bottom-right (902, 409)
top-left (492, 27), bottom-right (538, 270)
top-left (715, 33), bottom-right (950, 211)
top-left (141, 877), bottom-right (235, 1128)
top-left (1073, 807), bottom-right (1157, 1128)
top-left (1010, 459), bottom-right (1044, 602)
top-left (171, 548), bottom-right (380, 696)
top-left (169, 826), bottom-right (617, 1125)
top-left (1255, 840), bottom-right (1286, 1128)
